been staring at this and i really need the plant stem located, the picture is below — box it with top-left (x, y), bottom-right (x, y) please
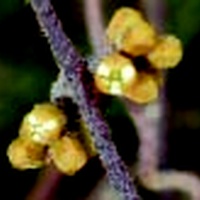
top-left (26, 164), bottom-right (62, 200)
top-left (84, 0), bottom-right (108, 57)
top-left (30, 0), bottom-right (139, 199)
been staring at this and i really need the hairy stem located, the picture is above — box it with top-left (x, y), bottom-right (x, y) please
top-left (75, 0), bottom-right (200, 199)
top-left (30, 0), bottom-right (139, 199)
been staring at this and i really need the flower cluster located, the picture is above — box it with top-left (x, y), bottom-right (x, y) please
top-left (7, 4), bottom-right (183, 200)
top-left (7, 5), bottom-right (183, 181)
top-left (7, 103), bottom-right (89, 175)
top-left (94, 7), bottom-right (183, 104)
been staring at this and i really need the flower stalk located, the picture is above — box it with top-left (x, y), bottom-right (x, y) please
top-left (30, 0), bottom-right (140, 199)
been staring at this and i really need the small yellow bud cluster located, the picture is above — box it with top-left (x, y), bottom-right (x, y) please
top-left (94, 7), bottom-right (183, 104)
top-left (7, 103), bottom-right (90, 176)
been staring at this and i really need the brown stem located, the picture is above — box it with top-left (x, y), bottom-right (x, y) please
top-left (137, 1), bottom-right (200, 200)
top-left (140, 0), bottom-right (166, 32)
top-left (84, 0), bottom-right (109, 57)
top-left (26, 164), bottom-right (63, 200)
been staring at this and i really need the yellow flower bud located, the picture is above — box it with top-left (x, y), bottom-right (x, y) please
top-left (7, 137), bottom-right (45, 170)
top-left (49, 136), bottom-right (88, 176)
top-left (94, 53), bottom-right (137, 96)
top-left (147, 35), bottom-right (183, 69)
top-left (124, 73), bottom-right (158, 104)
top-left (107, 8), bottom-right (143, 46)
top-left (19, 103), bottom-right (67, 145)
top-left (121, 22), bottom-right (157, 56)
top-left (107, 7), bottom-right (157, 56)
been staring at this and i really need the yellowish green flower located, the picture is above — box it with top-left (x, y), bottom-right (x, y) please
top-left (95, 7), bottom-right (183, 104)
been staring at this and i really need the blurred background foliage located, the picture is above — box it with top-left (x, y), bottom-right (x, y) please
top-left (1, 0), bottom-right (200, 199)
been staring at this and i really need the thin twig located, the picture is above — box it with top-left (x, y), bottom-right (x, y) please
top-left (82, 0), bottom-right (161, 198)
top-left (83, 1), bottom-right (124, 199)
top-left (83, 2), bottom-right (124, 200)
top-left (84, 0), bottom-right (108, 57)
top-left (140, 0), bottom-right (166, 32)
top-left (30, 0), bottom-right (139, 199)
top-left (86, 175), bottom-right (122, 200)
top-left (83, 0), bottom-right (200, 199)
top-left (26, 164), bottom-right (62, 200)
top-left (136, 1), bottom-right (200, 199)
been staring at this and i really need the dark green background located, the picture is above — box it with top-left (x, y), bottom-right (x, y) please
top-left (0, 0), bottom-right (200, 199)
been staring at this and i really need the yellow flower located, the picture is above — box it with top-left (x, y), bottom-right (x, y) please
top-left (124, 73), bottom-right (159, 104)
top-left (106, 8), bottom-right (143, 47)
top-left (94, 53), bottom-right (137, 95)
top-left (147, 35), bottom-right (183, 69)
top-left (94, 7), bottom-right (183, 104)
top-left (48, 136), bottom-right (88, 175)
top-left (107, 7), bottom-right (182, 66)
top-left (107, 7), bottom-right (157, 56)
top-left (7, 101), bottom-right (95, 174)
top-left (19, 103), bottom-right (67, 145)
top-left (7, 137), bottom-right (45, 170)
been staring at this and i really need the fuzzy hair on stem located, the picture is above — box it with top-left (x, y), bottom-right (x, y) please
top-left (30, 0), bottom-right (140, 199)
